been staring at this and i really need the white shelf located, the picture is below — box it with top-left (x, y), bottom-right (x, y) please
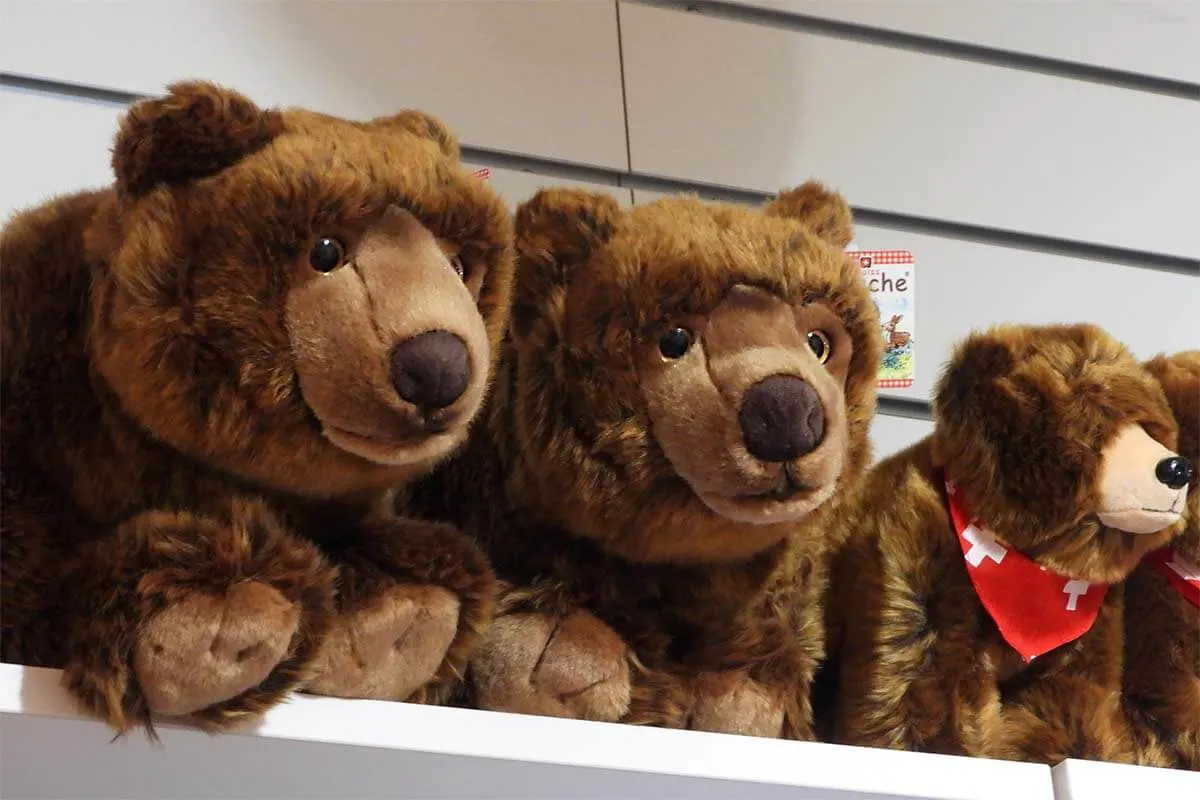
top-left (1052, 757), bottom-right (1200, 800)
top-left (0, 663), bottom-right (1055, 800)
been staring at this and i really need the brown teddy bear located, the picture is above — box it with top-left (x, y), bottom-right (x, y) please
top-left (408, 182), bottom-right (882, 738)
top-left (825, 323), bottom-right (1191, 764)
top-left (0, 81), bottom-right (514, 732)
top-left (1124, 350), bottom-right (1199, 770)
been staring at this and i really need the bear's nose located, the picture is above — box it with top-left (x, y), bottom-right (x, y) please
top-left (389, 331), bottom-right (470, 410)
top-left (1156, 456), bottom-right (1194, 490)
top-left (739, 375), bottom-right (825, 463)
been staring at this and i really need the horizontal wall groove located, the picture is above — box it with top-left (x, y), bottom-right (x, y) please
top-left (635, 0), bottom-right (1200, 100)
top-left (5, 71), bottom-right (1196, 279)
top-left (0, 73), bottom-right (141, 106)
top-left (876, 397), bottom-right (932, 421)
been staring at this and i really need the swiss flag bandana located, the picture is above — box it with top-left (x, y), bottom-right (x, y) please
top-left (1146, 546), bottom-right (1200, 607)
top-left (941, 471), bottom-right (1108, 662)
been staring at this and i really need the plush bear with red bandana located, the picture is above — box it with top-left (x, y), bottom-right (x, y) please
top-left (1123, 350), bottom-right (1199, 771)
top-left (823, 323), bottom-right (1192, 764)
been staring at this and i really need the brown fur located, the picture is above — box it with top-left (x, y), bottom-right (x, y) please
top-left (0, 82), bottom-right (514, 732)
top-left (410, 182), bottom-right (882, 738)
top-left (825, 324), bottom-right (1186, 764)
top-left (1124, 350), bottom-right (1200, 770)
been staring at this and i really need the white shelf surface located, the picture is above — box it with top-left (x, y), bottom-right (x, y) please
top-left (0, 663), bottom-right (1055, 800)
top-left (1052, 757), bottom-right (1200, 800)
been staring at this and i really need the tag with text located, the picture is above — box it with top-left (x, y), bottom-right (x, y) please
top-left (853, 249), bottom-right (914, 390)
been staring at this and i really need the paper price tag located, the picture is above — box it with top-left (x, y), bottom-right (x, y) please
top-left (854, 250), bottom-right (915, 390)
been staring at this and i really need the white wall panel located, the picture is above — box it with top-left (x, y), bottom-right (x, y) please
top-left (0, 0), bottom-right (628, 170)
top-left (631, 189), bottom-right (1200, 402)
top-left (870, 414), bottom-right (933, 464)
top-left (720, 0), bottom-right (1200, 84)
top-left (0, 87), bottom-right (124, 223)
top-left (0, 87), bottom-right (630, 226)
top-left (620, 2), bottom-right (1200, 260)
top-left (466, 163), bottom-right (634, 210)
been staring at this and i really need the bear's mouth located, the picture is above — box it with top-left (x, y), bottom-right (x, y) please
top-left (293, 375), bottom-right (468, 467)
top-left (1096, 503), bottom-right (1183, 536)
top-left (747, 463), bottom-right (813, 502)
top-left (320, 419), bottom-right (466, 467)
top-left (697, 468), bottom-right (839, 525)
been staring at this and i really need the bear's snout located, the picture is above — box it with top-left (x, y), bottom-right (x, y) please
top-left (390, 331), bottom-right (470, 411)
top-left (739, 375), bottom-right (825, 463)
top-left (1097, 424), bottom-right (1190, 535)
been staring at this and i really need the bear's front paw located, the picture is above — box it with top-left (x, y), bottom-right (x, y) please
top-left (688, 670), bottom-right (785, 738)
top-left (59, 502), bottom-right (334, 732)
top-left (305, 584), bottom-right (460, 701)
top-left (133, 581), bottom-right (300, 718)
top-left (470, 610), bottom-right (631, 722)
top-left (997, 678), bottom-right (1138, 764)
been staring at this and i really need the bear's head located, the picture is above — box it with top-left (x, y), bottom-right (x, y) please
top-left (500, 183), bottom-right (881, 564)
top-left (932, 324), bottom-right (1192, 583)
top-left (86, 81), bottom-right (513, 497)
top-left (1144, 350), bottom-right (1200, 564)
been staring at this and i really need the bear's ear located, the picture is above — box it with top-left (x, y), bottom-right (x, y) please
top-left (112, 81), bottom-right (284, 198)
top-left (764, 180), bottom-right (854, 248)
top-left (1144, 350), bottom-right (1200, 459)
top-left (930, 330), bottom-right (1022, 464)
top-left (371, 109), bottom-right (460, 159)
top-left (934, 332), bottom-right (1019, 419)
top-left (509, 188), bottom-right (623, 339)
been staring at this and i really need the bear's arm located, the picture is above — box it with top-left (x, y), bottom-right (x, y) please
top-left (991, 587), bottom-right (1141, 765)
top-left (3, 477), bottom-right (334, 732)
top-left (452, 569), bottom-right (689, 727)
top-left (298, 505), bottom-right (497, 706)
top-left (1122, 562), bottom-right (1200, 769)
top-left (781, 550), bottom-right (832, 739)
top-left (0, 466), bottom-right (98, 669)
top-left (682, 549), bottom-right (829, 740)
top-left (831, 466), bottom-right (1004, 756)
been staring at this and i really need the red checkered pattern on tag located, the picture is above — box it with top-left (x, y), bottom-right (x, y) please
top-left (853, 250), bottom-right (913, 266)
top-left (472, 167), bottom-right (491, 181)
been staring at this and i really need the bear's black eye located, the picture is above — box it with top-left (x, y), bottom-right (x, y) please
top-left (309, 237), bottom-right (346, 273)
top-left (807, 330), bottom-right (831, 363)
top-left (659, 327), bottom-right (693, 359)
top-left (449, 254), bottom-right (465, 280)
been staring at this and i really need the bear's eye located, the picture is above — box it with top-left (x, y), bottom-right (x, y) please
top-left (807, 330), bottom-right (831, 363)
top-left (449, 254), bottom-right (465, 280)
top-left (659, 327), bottom-right (693, 359)
top-left (309, 237), bottom-right (346, 273)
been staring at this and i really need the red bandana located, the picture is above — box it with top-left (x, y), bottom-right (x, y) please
top-left (942, 473), bottom-right (1108, 662)
top-left (1146, 547), bottom-right (1200, 607)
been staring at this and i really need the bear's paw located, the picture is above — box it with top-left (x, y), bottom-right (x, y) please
top-left (305, 584), bottom-right (460, 701)
top-left (688, 670), bottom-right (785, 738)
top-left (470, 609), bottom-right (632, 722)
top-left (133, 581), bottom-right (300, 717)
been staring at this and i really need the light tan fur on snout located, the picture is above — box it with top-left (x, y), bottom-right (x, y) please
top-left (286, 205), bottom-right (490, 467)
top-left (637, 284), bottom-right (852, 527)
top-left (1097, 424), bottom-right (1188, 534)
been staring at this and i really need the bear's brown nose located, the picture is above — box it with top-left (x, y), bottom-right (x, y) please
top-left (739, 375), bottom-right (825, 463)
top-left (389, 331), bottom-right (470, 410)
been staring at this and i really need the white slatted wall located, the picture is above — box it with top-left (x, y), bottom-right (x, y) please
top-left (2, 0), bottom-right (1197, 462)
